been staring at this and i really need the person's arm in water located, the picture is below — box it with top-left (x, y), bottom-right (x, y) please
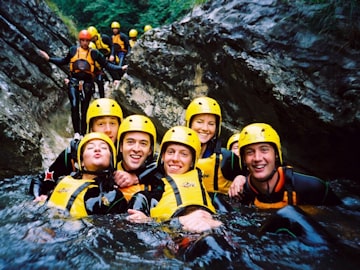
top-left (127, 208), bottom-right (222, 233)
top-left (31, 145), bottom-right (77, 202)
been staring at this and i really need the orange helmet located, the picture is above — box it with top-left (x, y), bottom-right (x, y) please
top-left (78, 29), bottom-right (91, 41)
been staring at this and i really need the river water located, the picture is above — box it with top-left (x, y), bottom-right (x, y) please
top-left (0, 174), bottom-right (359, 269)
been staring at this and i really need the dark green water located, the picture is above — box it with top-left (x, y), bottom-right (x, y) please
top-left (0, 175), bottom-right (359, 269)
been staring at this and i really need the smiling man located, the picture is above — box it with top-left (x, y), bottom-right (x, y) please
top-left (113, 114), bottom-right (157, 201)
top-left (236, 123), bottom-right (342, 208)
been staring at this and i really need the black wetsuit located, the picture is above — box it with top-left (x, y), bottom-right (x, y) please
top-left (29, 139), bottom-right (79, 198)
top-left (241, 166), bottom-right (342, 207)
top-left (49, 46), bottom-right (124, 135)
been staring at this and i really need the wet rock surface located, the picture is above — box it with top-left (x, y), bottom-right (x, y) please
top-left (0, 0), bottom-right (359, 180)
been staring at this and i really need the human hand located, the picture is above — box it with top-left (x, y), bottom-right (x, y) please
top-left (228, 175), bottom-right (246, 198)
top-left (179, 209), bottom-right (222, 233)
top-left (37, 50), bottom-right (49, 61)
top-left (113, 170), bottom-right (139, 188)
top-left (126, 209), bottom-right (151, 223)
top-left (33, 194), bottom-right (48, 203)
top-left (108, 55), bottom-right (115, 62)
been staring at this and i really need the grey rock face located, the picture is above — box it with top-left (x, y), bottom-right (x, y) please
top-left (0, 0), bottom-right (359, 181)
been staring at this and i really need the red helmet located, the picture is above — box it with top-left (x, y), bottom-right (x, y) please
top-left (78, 29), bottom-right (91, 41)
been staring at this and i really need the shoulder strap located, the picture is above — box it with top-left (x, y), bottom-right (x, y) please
top-left (196, 168), bottom-right (210, 206)
top-left (66, 181), bottom-right (93, 211)
top-left (283, 166), bottom-right (295, 205)
top-left (164, 175), bottom-right (182, 206)
top-left (213, 140), bottom-right (222, 191)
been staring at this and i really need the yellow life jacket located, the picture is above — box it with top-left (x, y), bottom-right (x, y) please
top-left (197, 152), bottom-right (232, 194)
top-left (251, 166), bottom-right (297, 209)
top-left (112, 34), bottom-right (127, 52)
top-left (94, 34), bottom-right (111, 56)
top-left (117, 162), bottom-right (151, 202)
top-left (150, 169), bottom-right (216, 222)
top-left (129, 39), bottom-right (136, 48)
top-left (47, 176), bottom-right (97, 218)
top-left (69, 47), bottom-right (95, 76)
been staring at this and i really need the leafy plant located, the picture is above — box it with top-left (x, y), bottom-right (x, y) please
top-left (46, 0), bottom-right (209, 37)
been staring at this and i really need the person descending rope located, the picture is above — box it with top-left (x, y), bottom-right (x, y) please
top-left (143, 25), bottom-right (152, 32)
top-left (128, 29), bottom-right (138, 49)
top-left (111, 21), bottom-right (130, 67)
top-left (38, 30), bottom-right (127, 136)
top-left (87, 26), bottom-right (115, 97)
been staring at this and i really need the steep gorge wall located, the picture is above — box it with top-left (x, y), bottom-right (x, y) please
top-left (0, 0), bottom-right (359, 181)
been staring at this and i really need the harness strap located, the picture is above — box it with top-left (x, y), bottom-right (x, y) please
top-left (66, 182), bottom-right (93, 211)
top-left (165, 175), bottom-right (182, 206)
top-left (164, 169), bottom-right (209, 207)
top-left (283, 166), bottom-right (297, 205)
top-left (65, 140), bottom-right (78, 172)
top-left (213, 140), bottom-right (222, 191)
top-left (197, 168), bottom-right (209, 206)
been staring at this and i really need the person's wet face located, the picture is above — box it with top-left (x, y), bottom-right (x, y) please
top-left (81, 139), bottom-right (111, 172)
top-left (190, 114), bottom-right (216, 145)
top-left (243, 142), bottom-right (276, 181)
top-left (91, 116), bottom-right (120, 143)
top-left (162, 143), bottom-right (193, 175)
top-left (120, 132), bottom-right (152, 171)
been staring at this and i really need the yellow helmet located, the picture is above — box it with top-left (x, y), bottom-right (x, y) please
top-left (89, 41), bottom-right (97, 49)
top-left (77, 132), bottom-right (117, 171)
top-left (86, 98), bottom-right (123, 133)
top-left (226, 133), bottom-right (240, 150)
top-left (159, 126), bottom-right (201, 166)
top-left (129, 29), bottom-right (138, 38)
top-left (111, 21), bottom-right (120, 29)
top-left (87, 26), bottom-right (98, 38)
top-left (185, 96), bottom-right (222, 136)
top-left (238, 123), bottom-right (282, 169)
top-left (143, 25), bottom-right (152, 32)
top-left (117, 115), bottom-right (157, 155)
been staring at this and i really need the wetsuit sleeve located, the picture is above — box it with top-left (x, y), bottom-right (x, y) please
top-left (48, 148), bottom-right (75, 181)
top-left (28, 173), bottom-right (44, 198)
top-left (292, 172), bottom-right (342, 205)
top-left (128, 170), bottom-right (165, 215)
top-left (48, 46), bottom-right (75, 66)
top-left (220, 148), bottom-right (244, 180)
top-left (28, 148), bottom-right (73, 198)
top-left (239, 180), bottom-right (257, 205)
top-left (120, 33), bottom-right (130, 52)
top-left (102, 34), bottom-right (115, 56)
top-left (138, 161), bottom-right (158, 185)
top-left (127, 190), bottom-right (154, 216)
top-left (92, 49), bottom-right (124, 72)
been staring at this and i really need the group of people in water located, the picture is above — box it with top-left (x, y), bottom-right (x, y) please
top-left (33, 20), bottom-right (342, 265)
top-left (29, 94), bottom-right (342, 264)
